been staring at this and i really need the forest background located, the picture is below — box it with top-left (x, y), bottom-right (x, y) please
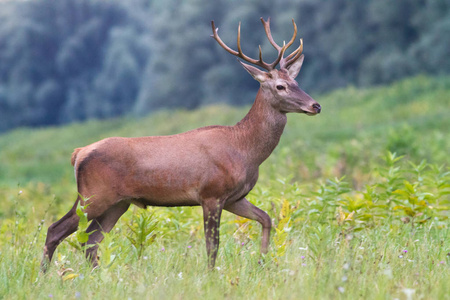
top-left (0, 0), bottom-right (449, 132)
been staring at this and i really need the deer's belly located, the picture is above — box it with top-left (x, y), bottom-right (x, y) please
top-left (130, 196), bottom-right (200, 208)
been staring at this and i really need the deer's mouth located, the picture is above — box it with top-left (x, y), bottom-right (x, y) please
top-left (301, 109), bottom-right (320, 116)
top-left (294, 108), bottom-right (316, 115)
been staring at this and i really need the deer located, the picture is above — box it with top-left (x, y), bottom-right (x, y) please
top-left (41, 17), bottom-right (321, 272)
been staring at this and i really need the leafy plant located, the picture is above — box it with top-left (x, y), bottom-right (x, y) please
top-left (66, 198), bottom-right (95, 251)
top-left (97, 231), bottom-right (121, 269)
top-left (126, 210), bottom-right (158, 259)
top-left (307, 176), bottom-right (352, 224)
top-left (273, 199), bottom-right (293, 259)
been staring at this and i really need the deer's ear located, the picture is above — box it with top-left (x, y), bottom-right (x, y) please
top-left (239, 61), bottom-right (269, 82)
top-left (287, 54), bottom-right (304, 79)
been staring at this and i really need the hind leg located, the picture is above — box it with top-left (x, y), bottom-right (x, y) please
top-left (83, 201), bottom-right (130, 267)
top-left (224, 197), bottom-right (272, 254)
top-left (41, 197), bottom-right (81, 272)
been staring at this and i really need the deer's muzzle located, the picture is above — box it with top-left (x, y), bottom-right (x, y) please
top-left (312, 103), bottom-right (321, 114)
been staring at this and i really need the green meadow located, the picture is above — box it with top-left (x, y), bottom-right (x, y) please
top-left (0, 76), bottom-right (449, 299)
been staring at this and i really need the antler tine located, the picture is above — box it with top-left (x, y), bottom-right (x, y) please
top-left (283, 38), bottom-right (304, 69)
top-left (260, 18), bottom-right (297, 51)
top-left (236, 22), bottom-right (263, 66)
top-left (211, 21), bottom-right (239, 57)
top-left (269, 40), bottom-right (287, 70)
top-left (211, 20), bottom-right (273, 70)
top-left (286, 19), bottom-right (298, 50)
top-left (260, 17), bottom-right (282, 51)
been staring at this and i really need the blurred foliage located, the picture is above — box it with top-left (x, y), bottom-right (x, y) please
top-left (0, 0), bottom-right (449, 131)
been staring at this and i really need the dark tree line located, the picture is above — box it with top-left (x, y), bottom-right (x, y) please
top-left (0, 0), bottom-right (449, 131)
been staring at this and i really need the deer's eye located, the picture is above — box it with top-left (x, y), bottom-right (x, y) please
top-left (276, 85), bottom-right (285, 91)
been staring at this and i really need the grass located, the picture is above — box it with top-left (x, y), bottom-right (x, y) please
top-left (1, 214), bottom-right (448, 299)
top-left (0, 75), bottom-right (449, 299)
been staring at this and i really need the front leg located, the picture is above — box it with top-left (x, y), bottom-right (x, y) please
top-left (202, 199), bottom-right (224, 269)
top-left (224, 197), bottom-right (272, 253)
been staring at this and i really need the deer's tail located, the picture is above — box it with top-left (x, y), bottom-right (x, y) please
top-left (71, 148), bottom-right (83, 180)
top-left (71, 148), bottom-right (82, 166)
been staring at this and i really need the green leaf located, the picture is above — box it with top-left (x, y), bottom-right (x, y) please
top-left (407, 196), bottom-right (418, 205)
top-left (404, 181), bottom-right (416, 194)
top-left (404, 207), bottom-right (415, 217)
top-left (392, 189), bottom-right (409, 198)
top-left (66, 240), bottom-right (82, 251)
top-left (393, 205), bottom-right (415, 217)
top-left (77, 231), bottom-right (90, 244)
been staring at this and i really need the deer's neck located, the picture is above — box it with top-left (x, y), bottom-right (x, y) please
top-left (233, 88), bottom-right (287, 166)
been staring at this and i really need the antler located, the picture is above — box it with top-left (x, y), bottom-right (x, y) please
top-left (211, 17), bottom-right (303, 71)
top-left (260, 18), bottom-right (303, 69)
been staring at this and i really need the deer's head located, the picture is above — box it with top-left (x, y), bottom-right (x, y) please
top-left (211, 18), bottom-right (321, 116)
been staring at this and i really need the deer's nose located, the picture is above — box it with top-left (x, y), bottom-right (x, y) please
top-left (312, 103), bottom-right (321, 114)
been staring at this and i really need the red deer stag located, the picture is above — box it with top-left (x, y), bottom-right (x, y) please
top-left (41, 17), bottom-right (321, 271)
